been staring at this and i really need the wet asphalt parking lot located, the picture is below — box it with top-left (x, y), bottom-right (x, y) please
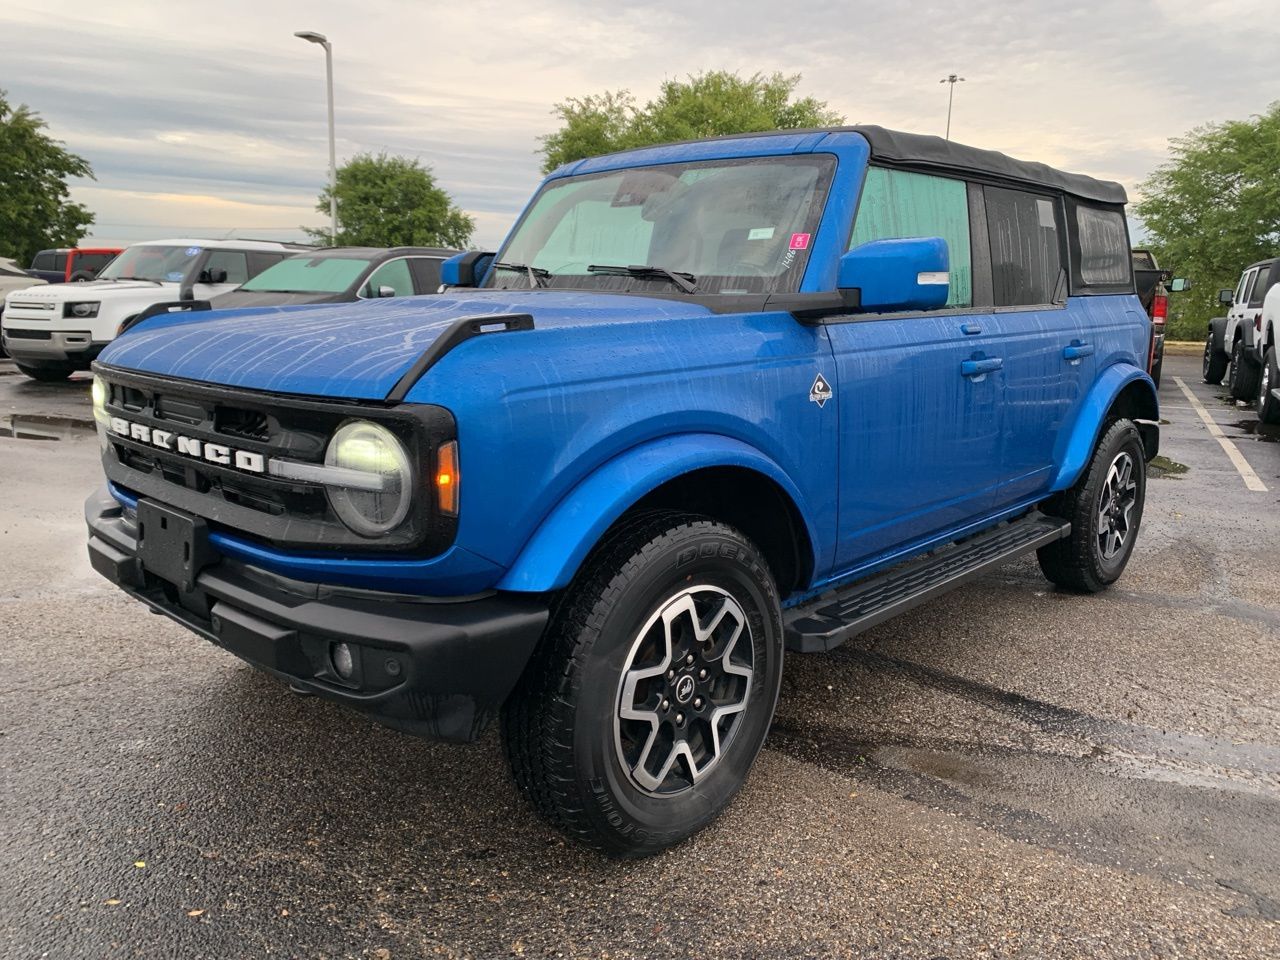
top-left (2, 352), bottom-right (1278, 959)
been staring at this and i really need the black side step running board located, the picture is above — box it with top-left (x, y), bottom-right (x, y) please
top-left (784, 512), bottom-right (1070, 653)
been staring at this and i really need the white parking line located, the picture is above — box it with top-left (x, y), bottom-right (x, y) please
top-left (1172, 377), bottom-right (1268, 492)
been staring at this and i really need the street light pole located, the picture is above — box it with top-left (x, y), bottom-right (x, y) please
top-left (295, 31), bottom-right (338, 243)
top-left (939, 74), bottom-right (965, 141)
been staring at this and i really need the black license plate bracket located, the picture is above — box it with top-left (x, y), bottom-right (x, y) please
top-left (136, 500), bottom-right (216, 592)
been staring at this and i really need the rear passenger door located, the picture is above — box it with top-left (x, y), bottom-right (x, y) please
top-left (826, 167), bottom-right (1003, 571)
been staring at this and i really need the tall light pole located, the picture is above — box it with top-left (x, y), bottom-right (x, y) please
top-left (939, 74), bottom-right (965, 141)
top-left (295, 30), bottom-right (338, 242)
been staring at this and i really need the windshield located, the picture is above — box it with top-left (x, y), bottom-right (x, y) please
top-left (99, 245), bottom-right (203, 283)
top-left (486, 154), bottom-right (835, 295)
top-left (239, 256), bottom-right (371, 293)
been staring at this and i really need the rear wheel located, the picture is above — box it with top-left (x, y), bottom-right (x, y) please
top-left (16, 363), bottom-right (74, 382)
top-left (502, 511), bottom-right (784, 857)
top-left (1259, 347), bottom-right (1280, 425)
top-left (1038, 418), bottom-right (1146, 593)
top-left (1203, 332), bottom-right (1227, 384)
top-left (1229, 339), bottom-right (1261, 401)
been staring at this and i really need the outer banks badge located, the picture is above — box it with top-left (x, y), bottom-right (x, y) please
top-left (809, 372), bottom-right (833, 408)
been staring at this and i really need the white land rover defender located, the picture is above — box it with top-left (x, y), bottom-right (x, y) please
top-left (0, 239), bottom-right (308, 381)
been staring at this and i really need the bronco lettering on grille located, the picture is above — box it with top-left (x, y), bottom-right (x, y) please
top-left (108, 416), bottom-right (266, 474)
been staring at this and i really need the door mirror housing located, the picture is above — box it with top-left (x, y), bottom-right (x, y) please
top-left (440, 251), bottom-right (495, 288)
top-left (1218, 288), bottom-right (1234, 305)
top-left (839, 238), bottom-right (949, 313)
top-left (1168, 277), bottom-right (1190, 293)
top-left (198, 268), bottom-right (228, 284)
top-left (377, 285), bottom-right (397, 298)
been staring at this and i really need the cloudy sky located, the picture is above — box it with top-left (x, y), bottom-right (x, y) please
top-left (3, 0), bottom-right (1277, 251)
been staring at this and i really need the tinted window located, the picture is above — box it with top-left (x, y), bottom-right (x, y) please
top-left (985, 186), bottom-right (1062, 307)
top-left (203, 250), bottom-right (249, 285)
top-left (246, 252), bottom-right (287, 278)
top-left (1131, 250), bottom-right (1156, 271)
top-left (72, 253), bottom-right (115, 276)
top-left (31, 251), bottom-right (55, 271)
top-left (1075, 206), bottom-right (1129, 285)
top-left (1248, 263), bottom-right (1277, 307)
top-left (53, 253), bottom-right (68, 272)
top-left (410, 257), bottom-right (442, 293)
top-left (849, 167), bottom-right (972, 307)
top-left (362, 258), bottom-right (414, 297)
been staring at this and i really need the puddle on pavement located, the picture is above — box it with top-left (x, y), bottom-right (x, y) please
top-left (770, 647), bottom-right (1280, 920)
top-left (1149, 454), bottom-right (1189, 477)
top-left (0, 414), bottom-right (96, 441)
top-left (1230, 419), bottom-right (1279, 443)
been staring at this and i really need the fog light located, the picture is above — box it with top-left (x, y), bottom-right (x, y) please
top-left (331, 642), bottom-right (355, 679)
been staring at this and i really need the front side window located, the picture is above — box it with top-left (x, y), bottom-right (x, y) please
top-left (99, 245), bottom-right (203, 283)
top-left (362, 258), bottom-right (414, 297)
top-left (985, 186), bottom-right (1063, 307)
top-left (488, 154), bottom-right (835, 296)
top-left (241, 256), bottom-right (372, 293)
top-left (849, 167), bottom-right (973, 307)
top-left (203, 250), bottom-right (249, 285)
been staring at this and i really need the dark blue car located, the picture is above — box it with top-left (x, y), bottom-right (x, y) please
top-left (85, 126), bottom-right (1157, 855)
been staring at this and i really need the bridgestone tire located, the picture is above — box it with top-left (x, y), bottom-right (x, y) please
top-left (502, 511), bottom-right (784, 857)
top-left (1203, 332), bottom-right (1227, 384)
top-left (1229, 338), bottom-right (1261, 401)
top-left (16, 364), bottom-right (74, 382)
top-left (1038, 418), bottom-right (1146, 593)
top-left (1258, 347), bottom-right (1280, 425)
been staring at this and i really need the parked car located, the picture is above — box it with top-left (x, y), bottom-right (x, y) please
top-left (1203, 257), bottom-right (1279, 398)
top-left (27, 247), bottom-right (123, 283)
top-left (0, 257), bottom-right (49, 358)
top-left (85, 126), bottom-right (1157, 856)
top-left (1256, 282), bottom-right (1280, 423)
top-left (0, 239), bottom-right (309, 381)
top-left (1131, 248), bottom-right (1188, 387)
top-left (209, 246), bottom-right (458, 308)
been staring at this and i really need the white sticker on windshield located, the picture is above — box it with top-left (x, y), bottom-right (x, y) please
top-left (184, 247), bottom-right (202, 257)
top-left (165, 271), bottom-right (184, 281)
top-left (748, 227), bottom-right (775, 241)
top-left (1036, 199), bottom-right (1056, 229)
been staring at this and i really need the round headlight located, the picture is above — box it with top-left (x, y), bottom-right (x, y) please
top-left (68, 302), bottom-right (99, 318)
top-left (324, 421), bottom-right (413, 537)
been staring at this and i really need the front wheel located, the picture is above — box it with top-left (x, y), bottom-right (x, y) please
top-left (502, 511), bottom-right (784, 857)
top-left (1229, 339), bottom-right (1261, 401)
top-left (1259, 347), bottom-right (1280, 425)
top-left (1038, 418), bottom-right (1146, 593)
top-left (1203, 332), bottom-right (1227, 384)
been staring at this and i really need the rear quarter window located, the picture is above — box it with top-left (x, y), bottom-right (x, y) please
top-left (1248, 262), bottom-right (1279, 307)
top-left (1066, 200), bottom-right (1132, 295)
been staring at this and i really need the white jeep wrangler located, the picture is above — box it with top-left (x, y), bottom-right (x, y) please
top-left (0, 239), bottom-right (308, 381)
top-left (1203, 257), bottom-right (1279, 402)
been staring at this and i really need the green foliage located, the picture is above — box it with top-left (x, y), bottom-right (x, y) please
top-left (539, 71), bottom-right (845, 174)
top-left (305, 152), bottom-right (475, 249)
top-left (0, 90), bottom-right (95, 265)
top-left (1136, 102), bottom-right (1280, 341)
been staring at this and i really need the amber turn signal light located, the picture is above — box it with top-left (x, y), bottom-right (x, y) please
top-left (436, 440), bottom-right (459, 516)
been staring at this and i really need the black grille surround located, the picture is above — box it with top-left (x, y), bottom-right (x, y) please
top-left (93, 363), bottom-right (458, 555)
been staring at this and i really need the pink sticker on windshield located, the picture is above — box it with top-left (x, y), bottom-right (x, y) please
top-left (789, 232), bottom-right (811, 250)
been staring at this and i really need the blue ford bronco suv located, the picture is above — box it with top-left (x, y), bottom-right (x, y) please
top-left (86, 126), bottom-right (1157, 856)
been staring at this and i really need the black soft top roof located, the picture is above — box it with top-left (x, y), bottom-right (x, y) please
top-left (854, 125), bottom-right (1126, 205)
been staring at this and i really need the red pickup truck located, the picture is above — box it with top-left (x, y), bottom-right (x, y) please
top-left (1132, 248), bottom-right (1188, 387)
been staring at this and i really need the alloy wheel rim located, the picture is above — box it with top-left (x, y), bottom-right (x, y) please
top-left (1096, 451), bottom-right (1138, 561)
top-left (613, 585), bottom-right (753, 795)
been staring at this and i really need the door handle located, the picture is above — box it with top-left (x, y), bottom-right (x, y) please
top-left (1064, 341), bottom-right (1094, 361)
top-left (961, 322), bottom-right (983, 335)
top-left (961, 357), bottom-right (1003, 377)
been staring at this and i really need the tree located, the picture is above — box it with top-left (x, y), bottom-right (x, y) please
top-left (1136, 102), bottom-right (1280, 341)
top-left (305, 153), bottom-right (475, 249)
top-left (539, 71), bottom-right (845, 173)
top-left (0, 90), bottom-right (95, 266)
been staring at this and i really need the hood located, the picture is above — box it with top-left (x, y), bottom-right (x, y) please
top-left (96, 290), bottom-right (711, 400)
top-left (209, 289), bottom-right (350, 308)
top-left (17, 279), bottom-right (175, 300)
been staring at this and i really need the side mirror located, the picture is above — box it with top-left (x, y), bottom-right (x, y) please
top-left (198, 268), bottom-right (228, 284)
top-left (1168, 278), bottom-right (1190, 293)
top-left (440, 251), bottom-right (495, 287)
top-left (377, 285), bottom-right (397, 298)
top-left (1218, 288), bottom-right (1234, 305)
top-left (839, 237), bottom-right (949, 313)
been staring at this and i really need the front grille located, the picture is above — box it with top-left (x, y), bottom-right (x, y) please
top-left (5, 301), bottom-right (55, 313)
top-left (96, 363), bottom-right (458, 555)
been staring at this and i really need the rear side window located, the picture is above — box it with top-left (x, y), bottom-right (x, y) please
top-left (1248, 263), bottom-right (1278, 308)
top-left (409, 257), bottom-right (442, 293)
top-left (850, 167), bottom-right (972, 307)
top-left (984, 186), bottom-right (1062, 307)
top-left (53, 253), bottom-right (68, 273)
top-left (31, 251), bottom-right (55, 271)
top-left (247, 252), bottom-right (286, 278)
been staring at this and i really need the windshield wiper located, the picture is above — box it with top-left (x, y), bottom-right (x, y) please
top-left (492, 261), bottom-right (551, 288)
top-left (587, 264), bottom-right (697, 294)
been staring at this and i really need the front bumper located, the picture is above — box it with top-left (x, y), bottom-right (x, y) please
top-left (85, 486), bottom-right (549, 741)
top-left (1, 326), bottom-right (103, 362)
